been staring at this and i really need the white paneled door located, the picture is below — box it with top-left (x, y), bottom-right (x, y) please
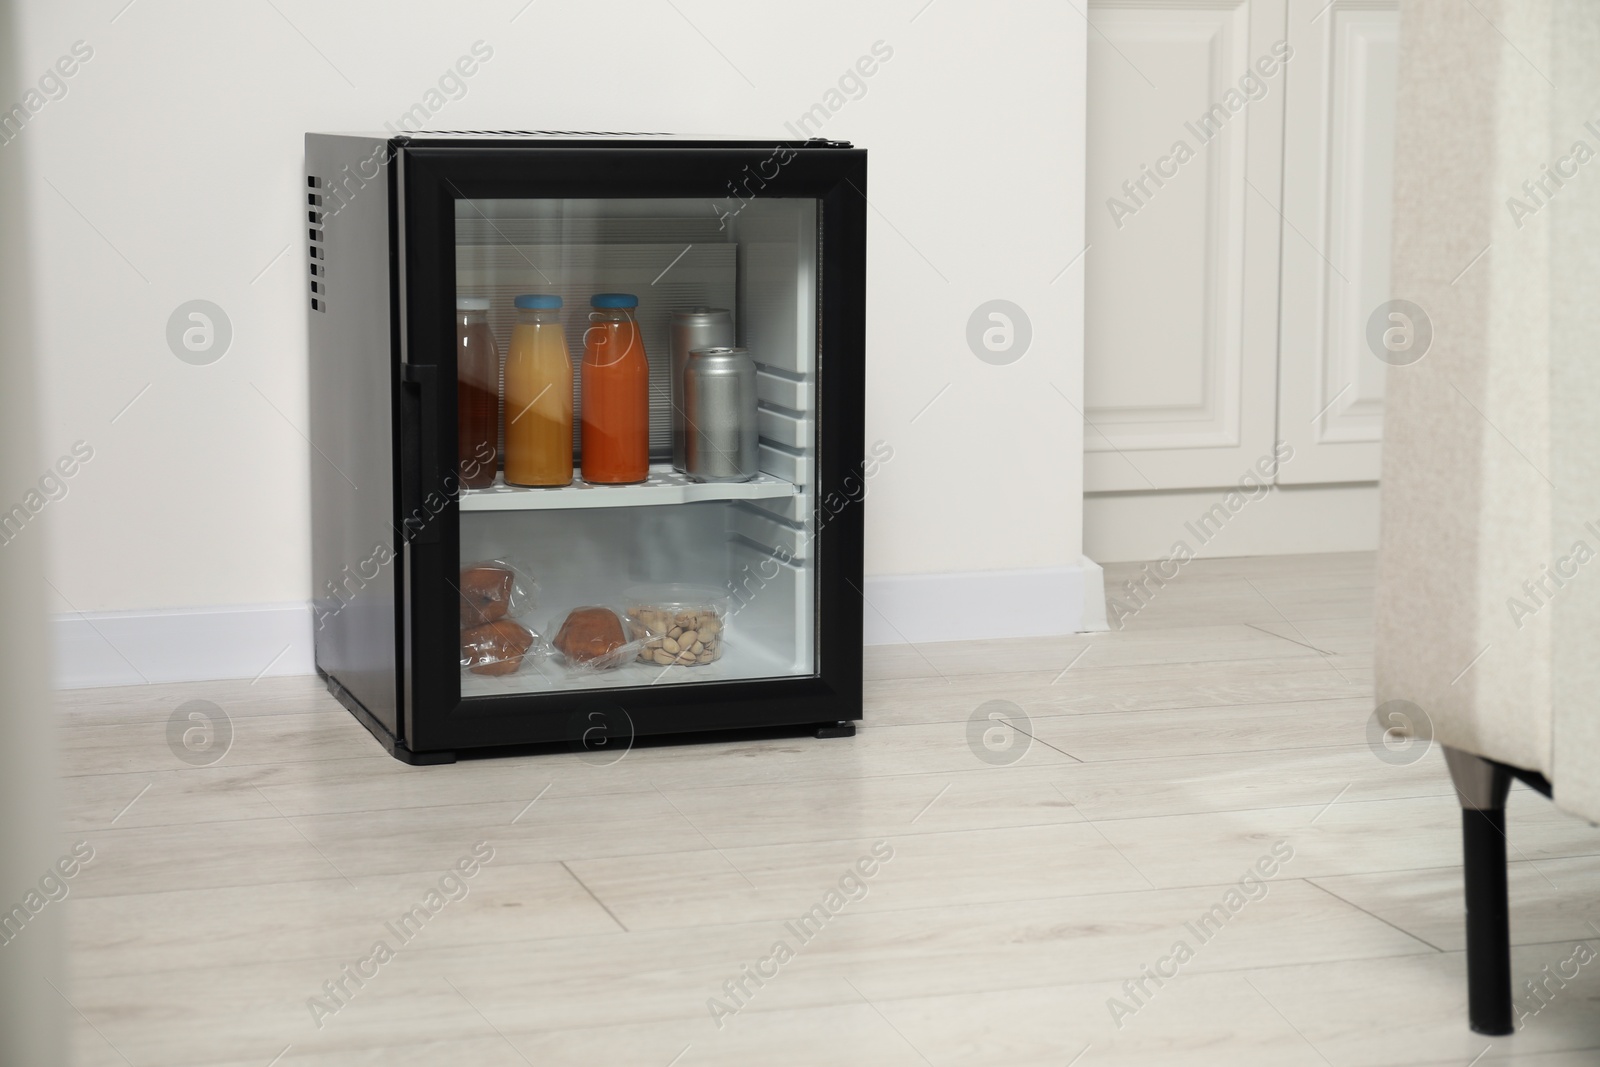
top-left (1085, 0), bottom-right (1397, 493)
top-left (1277, 0), bottom-right (1399, 484)
top-left (1085, 0), bottom-right (1289, 491)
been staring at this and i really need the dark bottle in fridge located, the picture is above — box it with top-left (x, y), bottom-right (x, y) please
top-left (455, 296), bottom-right (499, 488)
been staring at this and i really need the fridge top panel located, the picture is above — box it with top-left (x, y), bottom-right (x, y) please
top-left (310, 131), bottom-right (855, 149)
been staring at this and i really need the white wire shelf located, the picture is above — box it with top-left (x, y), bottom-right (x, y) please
top-left (459, 465), bottom-right (797, 512)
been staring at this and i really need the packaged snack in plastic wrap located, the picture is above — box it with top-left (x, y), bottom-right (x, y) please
top-left (624, 584), bottom-right (730, 667)
top-left (460, 618), bottom-right (540, 676)
top-left (458, 558), bottom-right (536, 628)
top-left (550, 605), bottom-right (645, 672)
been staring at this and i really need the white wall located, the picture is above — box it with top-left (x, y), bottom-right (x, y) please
top-left (13, 1), bottom-right (1085, 680)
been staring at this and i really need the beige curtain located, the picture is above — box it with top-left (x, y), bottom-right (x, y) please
top-left (0, 0), bottom-right (67, 1061)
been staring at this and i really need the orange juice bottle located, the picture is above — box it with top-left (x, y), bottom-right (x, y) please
top-left (581, 293), bottom-right (650, 484)
top-left (503, 294), bottom-right (573, 487)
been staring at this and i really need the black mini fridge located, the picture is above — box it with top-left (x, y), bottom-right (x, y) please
top-left (306, 132), bottom-right (868, 764)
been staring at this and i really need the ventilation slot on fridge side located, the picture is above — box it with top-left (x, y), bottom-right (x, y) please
top-left (307, 175), bottom-right (326, 313)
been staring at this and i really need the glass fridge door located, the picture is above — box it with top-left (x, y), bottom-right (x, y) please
top-left (449, 195), bottom-right (820, 697)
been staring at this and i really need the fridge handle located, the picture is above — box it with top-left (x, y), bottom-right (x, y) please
top-left (399, 363), bottom-right (441, 546)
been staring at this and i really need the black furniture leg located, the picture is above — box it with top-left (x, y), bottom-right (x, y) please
top-left (1443, 746), bottom-right (1514, 1035)
top-left (1462, 806), bottom-right (1512, 1034)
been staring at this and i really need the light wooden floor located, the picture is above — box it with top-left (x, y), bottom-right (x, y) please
top-left (51, 553), bottom-right (1600, 1066)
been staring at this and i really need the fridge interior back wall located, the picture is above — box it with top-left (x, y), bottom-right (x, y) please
top-left (307, 133), bottom-right (866, 763)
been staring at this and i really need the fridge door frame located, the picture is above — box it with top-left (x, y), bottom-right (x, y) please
top-left (393, 141), bottom-right (867, 755)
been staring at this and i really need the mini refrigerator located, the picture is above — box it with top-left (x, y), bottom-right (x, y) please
top-left (306, 132), bottom-right (868, 764)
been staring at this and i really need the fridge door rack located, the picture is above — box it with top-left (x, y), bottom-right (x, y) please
top-left (459, 466), bottom-right (798, 511)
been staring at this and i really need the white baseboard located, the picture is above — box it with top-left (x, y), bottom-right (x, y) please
top-left (56, 560), bottom-right (1109, 687)
top-left (53, 604), bottom-right (315, 689)
top-left (1078, 556), bottom-right (1109, 632)
top-left (863, 557), bottom-right (1107, 645)
top-left (1084, 483), bottom-right (1381, 563)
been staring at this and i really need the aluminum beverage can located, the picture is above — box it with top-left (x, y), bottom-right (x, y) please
top-left (683, 346), bottom-right (758, 483)
top-left (669, 309), bottom-right (735, 472)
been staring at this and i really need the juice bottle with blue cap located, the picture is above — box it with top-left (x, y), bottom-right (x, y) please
top-left (504, 294), bottom-right (573, 487)
top-left (581, 293), bottom-right (649, 484)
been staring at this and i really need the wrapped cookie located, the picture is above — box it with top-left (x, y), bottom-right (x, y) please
top-left (550, 606), bottom-right (643, 672)
top-left (458, 558), bottom-right (535, 628)
top-left (461, 619), bottom-right (537, 676)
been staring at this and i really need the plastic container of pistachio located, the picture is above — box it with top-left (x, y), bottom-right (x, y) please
top-left (623, 584), bottom-right (730, 667)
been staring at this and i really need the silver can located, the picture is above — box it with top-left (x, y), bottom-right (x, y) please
top-left (669, 308), bottom-right (735, 472)
top-left (683, 346), bottom-right (758, 483)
